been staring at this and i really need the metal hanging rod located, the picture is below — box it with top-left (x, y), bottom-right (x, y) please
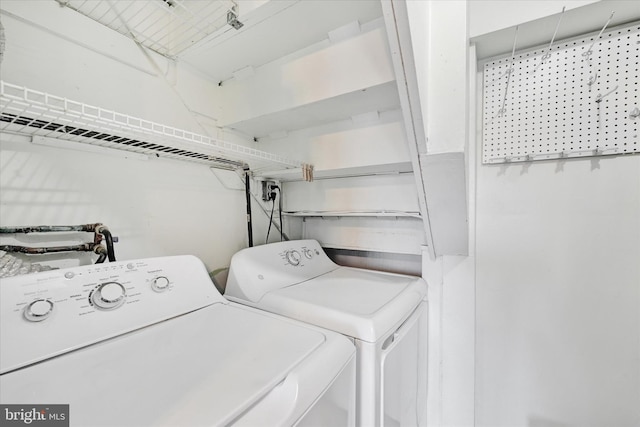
top-left (582, 11), bottom-right (616, 88)
top-left (530, 6), bottom-right (566, 74)
top-left (583, 11), bottom-right (616, 58)
top-left (493, 25), bottom-right (519, 120)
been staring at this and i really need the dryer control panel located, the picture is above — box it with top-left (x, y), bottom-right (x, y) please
top-left (225, 240), bottom-right (338, 303)
top-left (0, 255), bottom-right (225, 374)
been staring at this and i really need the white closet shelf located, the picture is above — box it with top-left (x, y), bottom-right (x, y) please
top-left (283, 211), bottom-right (422, 219)
top-left (0, 81), bottom-right (308, 176)
top-left (221, 81), bottom-right (400, 139)
top-left (254, 161), bottom-right (413, 182)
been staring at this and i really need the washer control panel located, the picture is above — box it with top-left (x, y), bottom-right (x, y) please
top-left (0, 255), bottom-right (225, 374)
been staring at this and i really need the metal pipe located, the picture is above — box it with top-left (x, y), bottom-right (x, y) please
top-left (0, 224), bottom-right (100, 234)
top-left (0, 243), bottom-right (95, 254)
top-left (2, 223), bottom-right (117, 262)
top-left (94, 245), bottom-right (108, 264)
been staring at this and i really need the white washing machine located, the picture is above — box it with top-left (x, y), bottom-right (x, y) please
top-left (225, 240), bottom-right (428, 427)
top-left (0, 255), bottom-right (356, 426)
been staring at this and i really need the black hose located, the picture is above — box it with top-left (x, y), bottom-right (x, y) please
top-left (95, 252), bottom-right (107, 264)
top-left (266, 198), bottom-right (276, 244)
top-left (277, 187), bottom-right (284, 241)
top-left (98, 228), bottom-right (117, 262)
top-left (245, 171), bottom-right (253, 247)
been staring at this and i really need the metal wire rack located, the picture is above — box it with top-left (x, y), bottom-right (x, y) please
top-left (0, 81), bottom-right (305, 173)
top-left (55, 0), bottom-right (237, 58)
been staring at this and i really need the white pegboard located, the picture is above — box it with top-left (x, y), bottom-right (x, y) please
top-left (482, 23), bottom-right (639, 164)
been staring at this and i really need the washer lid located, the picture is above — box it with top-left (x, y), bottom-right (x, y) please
top-left (258, 267), bottom-right (427, 342)
top-left (0, 304), bottom-right (350, 426)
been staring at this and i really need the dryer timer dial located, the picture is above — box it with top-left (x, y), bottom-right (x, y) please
top-left (285, 250), bottom-right (301, 266)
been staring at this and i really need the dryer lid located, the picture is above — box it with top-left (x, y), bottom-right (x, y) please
top-left (259, 267), bottom-right (427, 342)
top-left (0, 303), bottom-right (350, 426)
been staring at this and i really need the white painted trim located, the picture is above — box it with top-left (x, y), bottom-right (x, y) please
top-left (380, 0), bottom-right (436, 259)
top-left (423, 250), bottom-right (444, 426)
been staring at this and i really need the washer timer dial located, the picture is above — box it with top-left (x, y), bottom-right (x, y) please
top-left (90, 282), bottom-right (126, 310)
top-left (285, 250), bottom-right (301, 266)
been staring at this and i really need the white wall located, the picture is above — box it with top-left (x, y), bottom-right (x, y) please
top-left (262, 109), bottom-right (411, 175)
top-left (2, 3), bottom-right (187, 131)
top-left (0, 1), bottom-right (251, 272)
top-left (250, 13), bottom-right (424, 256)
top-left (408, 0), bottom-right (468, 154)
top-left (0, 133), bottom-right (247, 272)
top-left (218, 25), bottom-right (395, 130)
top-left (407, 1), bottom-right (476, 425)
top-left (413, 1), bottom-right (640, 426)
top-left (281, 170), bottom-right (425, 254)
top-left (423, 252), bottom-right (476, 427)
top-left (475, 155), bottom-right (640, 427)
top-left (471, 1), bottom-right (640, 426)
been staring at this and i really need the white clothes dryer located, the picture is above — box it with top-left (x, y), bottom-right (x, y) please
top-left (225, 240), bottom-right (428, 427)
top-left (0, 255), bottom-right (356, 427)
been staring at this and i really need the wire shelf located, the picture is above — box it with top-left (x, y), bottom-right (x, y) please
top-left (56, 0), bottom-right (237, 58)
top-left (0, 81), bottom-right (305, 173)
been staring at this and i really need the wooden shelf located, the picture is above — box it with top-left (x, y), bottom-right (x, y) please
top-left (283, 210), bottom-right (421, 219)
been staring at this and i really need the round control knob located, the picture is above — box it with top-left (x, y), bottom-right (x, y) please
top-left (285, 250), bottom-right (301, 266)
top-left (151, 276), bottom-right (170, 293)
top-left (303, 249), bottom-right (314, 259)
top-left (90, 282), bottom-right (126, 310)
top-left (24, 299), bottom-right (54, 322)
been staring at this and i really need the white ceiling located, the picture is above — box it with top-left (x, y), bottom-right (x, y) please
top-left (178, 0), bottom-right (392, 138)
top-left (179, 0), bottom-right (384, 83)
top-left (56, 0), bottom-right (393, 139)
top-left (56, 0), bottom-right (238, 58)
